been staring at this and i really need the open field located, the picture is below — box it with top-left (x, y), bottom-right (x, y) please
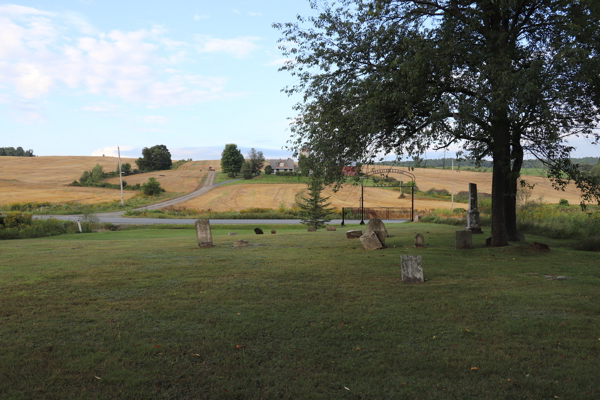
top-left (1, 223), bottom-right (598, 399)
top-left (0, 156), bottom-right (139, 205)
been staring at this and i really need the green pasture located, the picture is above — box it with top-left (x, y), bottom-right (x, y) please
top-left (1, 223), bottom-right (598, 399)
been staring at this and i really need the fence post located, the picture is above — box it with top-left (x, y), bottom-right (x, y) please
top-left (341, 207), bottom-right (345, 226)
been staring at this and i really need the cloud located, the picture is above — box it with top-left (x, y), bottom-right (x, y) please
top-left (193, 14), bottom-right (209, 20)
top-left (8, 100), bottom-right (47, 124)
top-left (248, 12), bottom-right (262, 17)
top-left (0, 6), bottom-right (243, 106)
top-left (91, 145), bottom-right (135, 157)
top-left (195, 35), bottom-right (260, 58)
top-left (232, 9), bottom-right (241, 15)
top-left (140, 115), bottom-right (168, 123)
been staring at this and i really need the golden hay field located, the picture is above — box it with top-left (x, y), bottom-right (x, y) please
top-left (1, 157), bottom-right (586, 209)
top-left (0, 156), bottom-right (139, 205)
top-left (178, 167), bottom-right (587, 212)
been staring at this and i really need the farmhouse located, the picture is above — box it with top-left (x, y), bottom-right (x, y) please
top-left (269, 158), bottom-right (297, 173)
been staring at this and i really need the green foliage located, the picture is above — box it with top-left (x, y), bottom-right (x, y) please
top-left (141, 177), bottom-right (164, 196)
top-left (116, 162), bottom-right (132, 175)
top-left (297, 153), bottom-right (311, 176)
top-left (241, 161), bottom-right (253, 179)
top-left (220, 144), bottom-right (245, 177)
top-left (297, 174), bottom-right (335, 230)
top-left (0, 146), bottom-right (35, 157)
top-left (247, 148), bottom-right (265, 175)
top-left (559, 198), bottom-right (569, 206)
top-left (264, 165), bottom-right (273, 175)
top-left (136, 145), bottom-right (172, 171)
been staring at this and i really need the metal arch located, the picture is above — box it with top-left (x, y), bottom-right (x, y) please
top-left (345, 167), bottom-right (416, 225)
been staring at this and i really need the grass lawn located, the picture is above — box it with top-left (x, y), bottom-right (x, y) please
top-left (1, 223), bottom-right (598, 399)
top-left (219, 173), bottom-right (310, 186)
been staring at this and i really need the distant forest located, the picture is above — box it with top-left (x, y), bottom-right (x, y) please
top-left (0, 147), bottom-right (35, 157)
top-left (377, 157), bottom-right (600, 170)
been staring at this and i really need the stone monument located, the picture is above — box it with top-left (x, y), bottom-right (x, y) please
top-left (401, 255), bottom-right (424, 283)
top-left (271, 230), bottom-right (276, 234)
top-left (456, 230), bottom-right (472, 249)
top-left (254, 228), bottom-right (264, 235)
top-left (307, 226), bottom-right (316, 232)
top-left (366, 219), bottom-right (387, 245)
top-left (233, 239), bottom-right (249, 247)
top-left (415, 233), bottom-right (424, 248)
top-left (359, 231), bottom-right (383, 250)
top-left (195, 219), bottom-right (213, 248)
top-left (466, 183), bottom-right (483, 234)
top-left (326, 225), bottom-right (336, 231)
top-left (346, 230), bottom-right (362, 239)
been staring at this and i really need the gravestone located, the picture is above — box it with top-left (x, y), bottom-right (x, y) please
top-left (517, 231), bottom-right (525, 242)
top-left (233, 239), bottom-right (249, 247)
top-left (271, 230), bottom-right (276, 234)
top-left (346, 230), bottom-right (362, 239)
top-left (359, 231), bottom-right (383, 250)
top-left (456, 230), bottom-right (472, 249)
top-left (228, 232), bottom-right (237, 236)
top-left (307, 227), bottom-right (316, 232)
top-left (401, 255), bottom-right (424, 283)
top-left (414, 215), bottom-right (420, 222)
top-left (485, 237), bottom-right (492, 246)
top-left (466, 183), bottom-right (483, 234)
top-left (415, 233), bottom-right (424, 248)
top-left (326, 226), bottom-right (336, 231)
top-left (254, 228), bottom-right (264, 235)
top-left (366, 219), bottom-right (387, 245)
top-left (195, 219), bottom-right (213, 248)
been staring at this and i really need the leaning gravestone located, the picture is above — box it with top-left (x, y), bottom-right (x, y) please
top-left (254, 228), bottom-right (264, 235)
top-left (233, 239), bottom-right (249, 247)
top-left (195, 219), bottom-right (213, 248)
top-left (401, 255), bottom-right (424, 283)
top-left (346, 230), bottom-right (362, 239)
top-left (415, 233), bottom-right (424, 248)
top-left (359, 231), bottom-right (383, 250)
top-left (326, 226), bottom-right (336, 231)
top-left (456, 230), bottom-right (472, 249)
top-left (366, 219), bottom-right (387, 245)
top-left (466, 183), bottom-right (483, 234)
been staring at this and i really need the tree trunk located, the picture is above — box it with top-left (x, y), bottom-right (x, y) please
top-left (505, 143), bottom-right (523, 241)
top-left (491, 144), bottom-right (510, 247)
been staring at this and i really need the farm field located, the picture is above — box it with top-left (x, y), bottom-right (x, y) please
top-left (0, 223), bottom-right (598, 399)
top-left (0, 156), bottom-right (138, 205)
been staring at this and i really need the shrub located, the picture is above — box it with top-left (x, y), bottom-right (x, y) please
top-left (264, 165), bottom-right (273, 175)
top-left (559, 198), bottom-right (569, 206)
top-left (141, 177), bottom-right (164, 196)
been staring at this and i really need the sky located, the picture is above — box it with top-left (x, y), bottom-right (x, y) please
top-left (1, 1), bottom-right (598, 161)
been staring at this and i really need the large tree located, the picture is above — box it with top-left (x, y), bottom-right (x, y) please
top-left (275, 0), bottom-right (600, 246)
top-left (136, 145), bottom-right (172, 172)
top-left (221, 144), bottom-right (245, 177)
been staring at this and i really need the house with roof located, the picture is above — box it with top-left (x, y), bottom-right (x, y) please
top-left (268, 158), bottom-right (297, 173)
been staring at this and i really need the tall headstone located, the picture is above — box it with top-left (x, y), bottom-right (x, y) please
top-left (456, 230), bottom-right (472, 249)
top-left (401, 255), bottom-right (424, 283)
top-left (466, 183), bottom-right (483, 234)
top-left (415, 233), bottom-right (424, 248)
top-left (366, 219), bottom-right (387, 245)
top-left (195, 219), bottom-right (213, 248)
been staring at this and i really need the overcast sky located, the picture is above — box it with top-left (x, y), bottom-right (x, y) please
top-left (1, 1), bottom-right (598, 161)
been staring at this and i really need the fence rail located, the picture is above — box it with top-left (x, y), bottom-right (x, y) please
top-left (342, 207), bottom-right (413, 222)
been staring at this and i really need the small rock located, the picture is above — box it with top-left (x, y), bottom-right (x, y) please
top-left (233, 239), bottom-right (249, 247)
top-left (326, 225), bottom-right (336, 231)
top-left (254, 228), bottom-right (264, 235)
top-left (271, 230), bottom-right (276, 234)
top-left (228, 232), bottom-right (237, 236)
top-left (531, 241), bottom-right (550, 252)
top-left (307, 227), bottom-right (316, 232)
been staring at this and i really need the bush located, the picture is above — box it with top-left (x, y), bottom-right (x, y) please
top-left (559, 198), bottom-right (569, 206)
top-left (264, 165), bottom-right (273, 175)
top-left (141, 177), bottom-right (164, 196)
top-left (0, 218), bottom-right (79, 240)
top-left (425, 188), bottom-right (451, 197)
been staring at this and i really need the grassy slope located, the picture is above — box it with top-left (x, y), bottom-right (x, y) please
top-left (1, 223), bottom-right (598, 399)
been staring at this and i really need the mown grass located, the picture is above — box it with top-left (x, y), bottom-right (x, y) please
top-left (219, 173), bottom-right (310, 186)
top-left (1, 223), bottom-right (598, 399)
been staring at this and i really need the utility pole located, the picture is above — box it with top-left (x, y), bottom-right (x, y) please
top-left (451, 158), bottom-right (454, 211)
top-left (118, 146), bottom-right (124, 206)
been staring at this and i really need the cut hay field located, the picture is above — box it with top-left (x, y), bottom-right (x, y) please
top-left (0, 156), bottom-right (138, 205)
top-left (0, 157), bottom-right (214, 206)
top-left (1, 223), bottom-right (598, 399)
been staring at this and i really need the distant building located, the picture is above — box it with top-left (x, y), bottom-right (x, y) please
top-left (269, 158), bottom-right (297, 173)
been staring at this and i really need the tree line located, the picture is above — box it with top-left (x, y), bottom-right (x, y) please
top-left (0, 147), bottom-right (35, 157)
